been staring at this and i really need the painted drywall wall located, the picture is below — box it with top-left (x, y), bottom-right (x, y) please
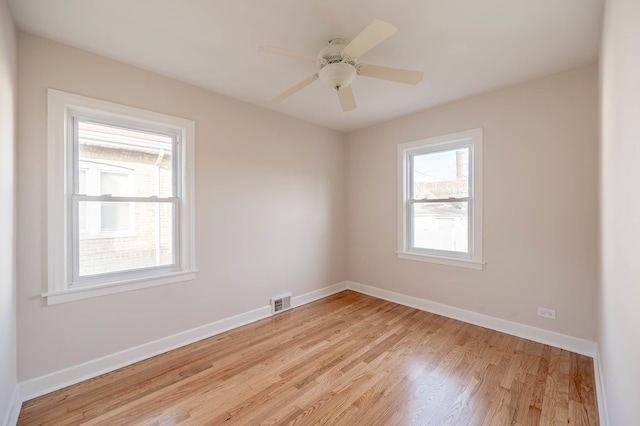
top-left (0, 0), bottom-right (17, 421)
top-left (346, 65), bottom-right (599, 341)
top-left (599, 0), bottom-right (640, 423)
top-left (16, 32), bottom-right (346, 381)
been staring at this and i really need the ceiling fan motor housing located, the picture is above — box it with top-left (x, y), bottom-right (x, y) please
top-left (318, 39), bottom-right (357, 89)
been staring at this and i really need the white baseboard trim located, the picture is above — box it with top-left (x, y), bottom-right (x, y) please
top-left (2, 385), bottom-right (21, 426)
top-left (292, 281), bottom-right (347, 307)
top-left (19, 304), bottom-right (270, 401)
top-left (345, 281), bottom-right (598, 357)
top-left (19, 281), bottom-right (349, 402)
top-left (593, 345), bottom-right (609, 426)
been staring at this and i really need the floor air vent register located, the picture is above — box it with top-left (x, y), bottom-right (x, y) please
top-left (271, 293), bottom-right (292, 314)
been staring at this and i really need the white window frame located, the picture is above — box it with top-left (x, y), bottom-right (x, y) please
top-left (46, 89), bottom-right (197, 304)
top-left (397, 128), bottom-right (483, 270)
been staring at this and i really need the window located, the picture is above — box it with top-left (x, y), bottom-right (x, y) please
top-left (397, 128), bottom-right (483, 269)
top-left (46, 90), bottom-right (196, 304)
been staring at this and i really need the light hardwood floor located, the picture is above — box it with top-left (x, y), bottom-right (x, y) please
top-left (18, 291), bottom-right (598, 425)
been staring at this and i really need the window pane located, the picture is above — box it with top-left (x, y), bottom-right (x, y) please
top-left (411, 202), bottom-right (468, 253)
top-left (78, 201), bottom-right (175, 277)
top-left (77, 121), bottom-right (174, 197)
top-left (412, 148), bottom-right (469, 199)
top-left (100, 202), bottom-right (130, 231)
top-left (100, 171), bottom-right (130, 197)
top-left (78, 169), bottom-right (87, 193)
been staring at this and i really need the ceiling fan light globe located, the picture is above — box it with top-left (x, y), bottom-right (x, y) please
top-left (319, 62), bottom-right (357, 90)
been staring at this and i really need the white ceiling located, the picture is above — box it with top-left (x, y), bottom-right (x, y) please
top-left (8, 0), bottom-right (604, 132)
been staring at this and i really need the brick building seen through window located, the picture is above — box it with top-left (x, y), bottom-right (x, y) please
top-left (76, 122), bottom-right (175, 277)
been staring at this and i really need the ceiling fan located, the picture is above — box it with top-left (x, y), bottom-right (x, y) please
top-left (258, 19), bottom-right (424, 112)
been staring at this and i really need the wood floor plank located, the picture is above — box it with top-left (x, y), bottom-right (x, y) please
top-left (18, 291), bottom-right (599, 425)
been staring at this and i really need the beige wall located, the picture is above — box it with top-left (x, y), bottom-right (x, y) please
top-left (600, 0), bottom-right (640, 423)
top-left (16, 32), bottom-right (346, 380)
top-left (0, 0), bottom-right (17, 419)
top-left (14, 25), bottom-right (602, 393)
top-left (346, 65), bottom-right (599, 340)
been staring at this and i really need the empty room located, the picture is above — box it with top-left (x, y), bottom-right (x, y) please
top-left (1, 0), bottom-right (638, 425)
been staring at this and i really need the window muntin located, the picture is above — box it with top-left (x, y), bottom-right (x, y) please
top-left (397, 129), bottom-right (483, 269)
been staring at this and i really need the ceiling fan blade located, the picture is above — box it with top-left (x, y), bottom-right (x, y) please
top-left (271, 74), bottom-right (319, 103)
top-left (358, 63), bottom-right (424, 85)
top-left (341, 19), bottom-right (398, 59)
top-left (337, 85), bottom-right (356, 112)
top-left (258, 45), bottom-right (319, 63)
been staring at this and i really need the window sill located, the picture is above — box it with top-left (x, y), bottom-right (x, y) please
top-left (397, 251), bottom-right (484, 270)
top-left (43, 270), bottom-right (198, 305)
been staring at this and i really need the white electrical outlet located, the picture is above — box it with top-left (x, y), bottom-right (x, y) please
top-left (537, 307), bottom-right (556, 319)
